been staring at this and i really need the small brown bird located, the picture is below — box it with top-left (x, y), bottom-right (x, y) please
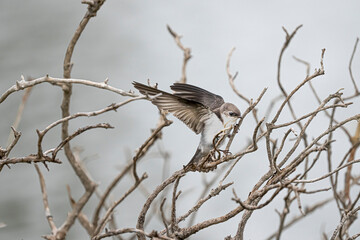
top-left (133, 82), bottom-right (241, 169)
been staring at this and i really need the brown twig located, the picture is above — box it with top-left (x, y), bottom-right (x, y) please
top-left (265, 198), bottom-right (332, 240)
top-left (170, 176), bottom-right (181, 233)
top-left (344, 120), bottom-right (360, 201)
top-left (218, 117), bottom-right (264, 183)
top-left (1, 127), bottom-right (21, 160)
top-left (277, 25), bottom-right (303, 102)
top-left (132, 117), bottom-right (172, 181)
top-left (52, 2), bottom-right (107, 239)
top-left (272, 48), bottom-right (325, 125)
top-left (227, 47), bottom-right (250, 103)
top-left (66, 185), bottom-right (94, 235)
top-left (137, 169), bottom-right (185, 240)
top-left (225, 87), bottom-right (267, 152)
top-left (0, 75), bottom-right (136, 104)
top-left (348, 37), bottom-right (359, 94)
top-left (159, 198), bottom-right (169, 236)
top-left (34, 164), bottom-right (57, 235)
top-left (173, 182), bottom-right (233, 227)
top-left (93, 173), bottom-right (148, 237)
top-left (6, 76), bottom-right (33, 145)
top-left (92, 228), bottom-right (173, 240)
top-left (330, 206), bottom-right (360, 240)
top-left (92, 160), bottom-right (134, 229)
top-left (167, 25), bottom-right (192, 83)
top-left (295, 159), bottom-right (360, 184)
top-left (52, 123), bottom-right (114, 159)
top-left (0, 155), bottom-right (61, 172)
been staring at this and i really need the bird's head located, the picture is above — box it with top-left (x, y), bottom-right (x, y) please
top-left (220, 103), bottom-right (241, 126)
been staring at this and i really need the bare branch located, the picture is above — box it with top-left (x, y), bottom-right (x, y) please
top-left (66, 185), bottom-right (94, 235)
top-left (92, 161), bottom-right (134, 229)
top-left (93, 173), bottom-right (148, 237)
top-left (272, 48), bottom-right (326, 124)
top-left (225, 87), bottom-right (267, 152)
top-left (132, 117), bottom-right (172, 181)
top-left (331, 206), bottom-right (360, 240)
top-left (52, 123), bottom-right (114, 159)
top-left (167, 25), bottom-right (192, 83)
top-left (54, 2), bottom-right (107, 239)
top-left (349, 37), bottom-right (359, 94)
top-left (277, 25), bottom-right (303, 98)
top-left (92, 228), bottom-right (173, 240)
top-left (1, 127), bottom-right (21, 159)
top-left (34, 164), bottom-right (57, 235)
top-left (171, 176), bottom-right (181, 233)
top-left (227, 47), bottom-right (250, 103)
top-left (295, 159), bottom-right (360, 184)
top-left (0, 75), bottom-right (137, 104)
top-left (218, 117), bottom-right (264, 182)
top-left (137, 170), bottom-right (185, 240)
top-left (6, 77), bottom-right (33, 146)
top-left (266, 198), bottom-right (332, 240)
top-left (174, 182), bottom-right (233, 226)
top-left (0, 155), bottom-right (61, 172)
top-left (159, 198), bottom-right (169, 236)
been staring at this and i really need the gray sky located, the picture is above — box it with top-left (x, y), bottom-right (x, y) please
top-left (0, 1), bottom-right (359, 239)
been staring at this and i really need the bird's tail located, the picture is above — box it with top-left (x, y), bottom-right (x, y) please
top-left (133, 81), bottom-right (165, 96)
top-left (183, 147), bottom-right (203, 171)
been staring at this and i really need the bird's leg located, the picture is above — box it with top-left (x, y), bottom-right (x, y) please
top-left (198, 154), bottom-right (217, 172)
top-left (209, 149), bottom-right (221, 161)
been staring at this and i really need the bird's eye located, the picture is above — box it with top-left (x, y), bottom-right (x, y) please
top-left (229, 112), bottom-right (236, 117)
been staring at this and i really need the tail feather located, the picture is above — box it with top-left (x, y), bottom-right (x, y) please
top-left (133, 81), bottom-right (166, 96)
top-left (184, 147), bottom-right (204, 171)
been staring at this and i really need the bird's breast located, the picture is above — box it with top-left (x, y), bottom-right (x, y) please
top-left (201, 114), bottom-right (225, 147)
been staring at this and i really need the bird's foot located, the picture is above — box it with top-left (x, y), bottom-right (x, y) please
top-left (219, 149), bottom-right (232, 156)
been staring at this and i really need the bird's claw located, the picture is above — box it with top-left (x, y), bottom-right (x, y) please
top-left (219, 149), bottom-right (232, 156)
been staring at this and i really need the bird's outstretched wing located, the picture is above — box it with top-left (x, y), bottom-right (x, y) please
top-left (170, 83), bottom-right (225, 111)
top-left (133, 82), bottom-right (211, 134)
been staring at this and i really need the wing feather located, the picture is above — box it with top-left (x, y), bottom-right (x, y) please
top-left (170, 83), bottom-right (225, 111)
top-left (133, 82), bottom-right (211, 134)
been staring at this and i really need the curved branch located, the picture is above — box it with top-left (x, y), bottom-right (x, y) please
top-left (0, 75), bottom-right (136, 103)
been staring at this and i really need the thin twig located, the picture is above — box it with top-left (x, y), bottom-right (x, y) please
top-left (34, 164), bottom-right (57, 234)
top-left (0, 155), bottom-right (61, 172)
top-left (92, 160), bottom-right (134, 229)
top-left (92, 228), bottom-right (172, 240)
top-left (6, 76), bottom-right (33, 146)
top-left (0, 75), bottom-right (136, 104)
top-left (93, 173), bottom-right (148, 236)
top-left (160, 198), bottom-right (169, 236)
top-left (330, 206), bottom-right (360, 240)
top-left (265, 198), bottom-right (332, 240)
top-left (295, 159), bottom-right (360, 184)
top-left (167, 25), bottom-right (192, 83)
top-left (348, 37), bottom-right (359, 94)
top-left (227, 47), bottom-right (250, 103)
top-left (54, 2), bottom-right (107, 239)
top-left (66, 185), bottom-right (94, 235)
top-left (132, 117), bottom-right (172, 181)
top-left (137, 170), bottom-right (185, 240)
top-left (171, 176), bottom-right (181, 233)
top-left (52, 123), bottom-right (114, 159)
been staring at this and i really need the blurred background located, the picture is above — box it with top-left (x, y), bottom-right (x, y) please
top-left (0, 0), bottom-right (359, 239)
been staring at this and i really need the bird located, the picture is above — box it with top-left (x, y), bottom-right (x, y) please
top-left (133, 81), bottom-right (241, 170)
